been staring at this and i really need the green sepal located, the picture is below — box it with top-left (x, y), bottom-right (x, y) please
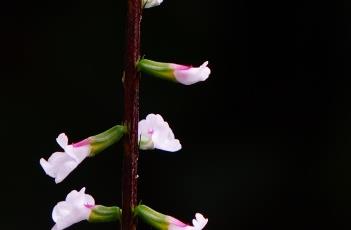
top-left (137, 58), bottom-right (177, 82)
top-left (89, 125), bottom-right (127, 157)
top-left (88, 205), bottom-right (122, 223)
top-left (134, 204), bottom-right (169, 230)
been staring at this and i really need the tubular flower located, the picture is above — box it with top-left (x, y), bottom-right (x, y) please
top-left (40, 133), bottom-right (90, 183)
top-left (138, 114), bottom-right (181, 152)
top-left (51, 188), bottom-right (122, 230)
top-left (135, 204), bottom-right (208, 230)
top-left (143, 0), bottom-right (163, 8)
top-left (137, 59), bottom-right (211, 85)
top-left (40, 125), bottom-right (126, 183)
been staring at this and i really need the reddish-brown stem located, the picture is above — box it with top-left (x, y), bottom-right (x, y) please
top-left (122, 0), bottom-right (141, 229)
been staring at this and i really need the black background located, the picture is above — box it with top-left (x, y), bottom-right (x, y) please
top-left (1, 0), bottom-right (351, 229)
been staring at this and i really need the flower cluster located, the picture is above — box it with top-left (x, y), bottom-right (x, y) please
top-left (40, 0), bottom-right (210, 229)
top-left (40, 115), bottom-right (180, 185)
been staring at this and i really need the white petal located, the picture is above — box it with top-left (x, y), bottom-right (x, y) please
top-left (52, 202), bottom-right (77, 230)
top-left (146, 113), bottom-right (164, 123)
top-left (138, 119), bottom-right (148, 135)
top-left (40, 152), bottom-right (68, 177)
top-left (65, 145), bottom-right (90, 163)
top-left (66, 188), bottom-right (93, 204)
top-left (40, 158), bottom-right (53, 176)
top-left (65, 189), bottom-right (82, 204)
top-left (55, 213), bottom-right (81, 230)
top-left (52, 202), bottom-right (73, 222)
top-left (40, 151), bottom-right (79, 183)
top-left (138, 114), bottom-right (181, 152)
top-left (143, 0), bottom-right (163, 8)
top-left (154, 139), bottom-right (181, 152)
top-left (56, 133), bottom-right (68, 149)
top-left (192, 213), bottom-right (208, 230)
top-left (47, 152), bottom-right (69, 165)
top-left (54, 160), bottom-right (78, 184)
top-left (174, 61), bottom-right (211, 85)
top-left (52, 188), bottom-right (94, 230)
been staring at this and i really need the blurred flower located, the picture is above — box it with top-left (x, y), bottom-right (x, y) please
top-left (137, 59), bottom-right (211, 85)
top-left (143, 0), bottom-right (163, 8)
top-left (135, 204), bottom-right (208, 230)
top-left (138, 114), bottom-right (181, 152)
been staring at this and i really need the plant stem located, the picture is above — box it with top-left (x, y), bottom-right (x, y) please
top-left (122, 0), bottom-right (141, 229)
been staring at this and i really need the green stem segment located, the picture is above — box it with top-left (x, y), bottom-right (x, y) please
top-left (122, 0), bottom-right (141, 229)
top-left (89, 125), bottom-right (127, 157)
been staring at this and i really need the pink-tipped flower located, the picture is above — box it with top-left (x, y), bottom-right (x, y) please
top-left (168, 213), bottom-right (208, 230)
top-left (40, 125), bottom-right (126, 183)
top-left (137, 59), bottom-right (211, 85)
top-left (135, 204), bottom-right (208, 230)
top-left (138, 114), bottom-right (181, 152)
top-left (142, 0), bottom-right (163, 8)
top-left (51, 188), bottom-right (121, 230)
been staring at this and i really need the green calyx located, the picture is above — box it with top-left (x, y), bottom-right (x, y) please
top-left (134, 204), bottom-right (169, 230)
top-left (137, 58), bottom-right (177, 82)
top-left (89, 125), bottom-right (127, 157)
top-left (88, 205), bottom-right (122, 223)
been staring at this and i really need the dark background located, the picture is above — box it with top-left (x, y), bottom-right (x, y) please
top-left (1, 0), bottom-right (351, 229)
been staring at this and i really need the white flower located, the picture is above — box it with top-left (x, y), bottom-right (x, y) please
top-left (172, 61), bottom-right (211, 85)
top-left (40, 133), bottom-right (91, 183)
top-left (191, 213), bottom-right (208, 230)
top-left (143, 0), bottom-right (163, 8)
top-left (168, 213), bottom-right (208, 230)
top-left (138, 114), bottom-right (181, 152)
top-left (52, 188), bottom-right (95, 230)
